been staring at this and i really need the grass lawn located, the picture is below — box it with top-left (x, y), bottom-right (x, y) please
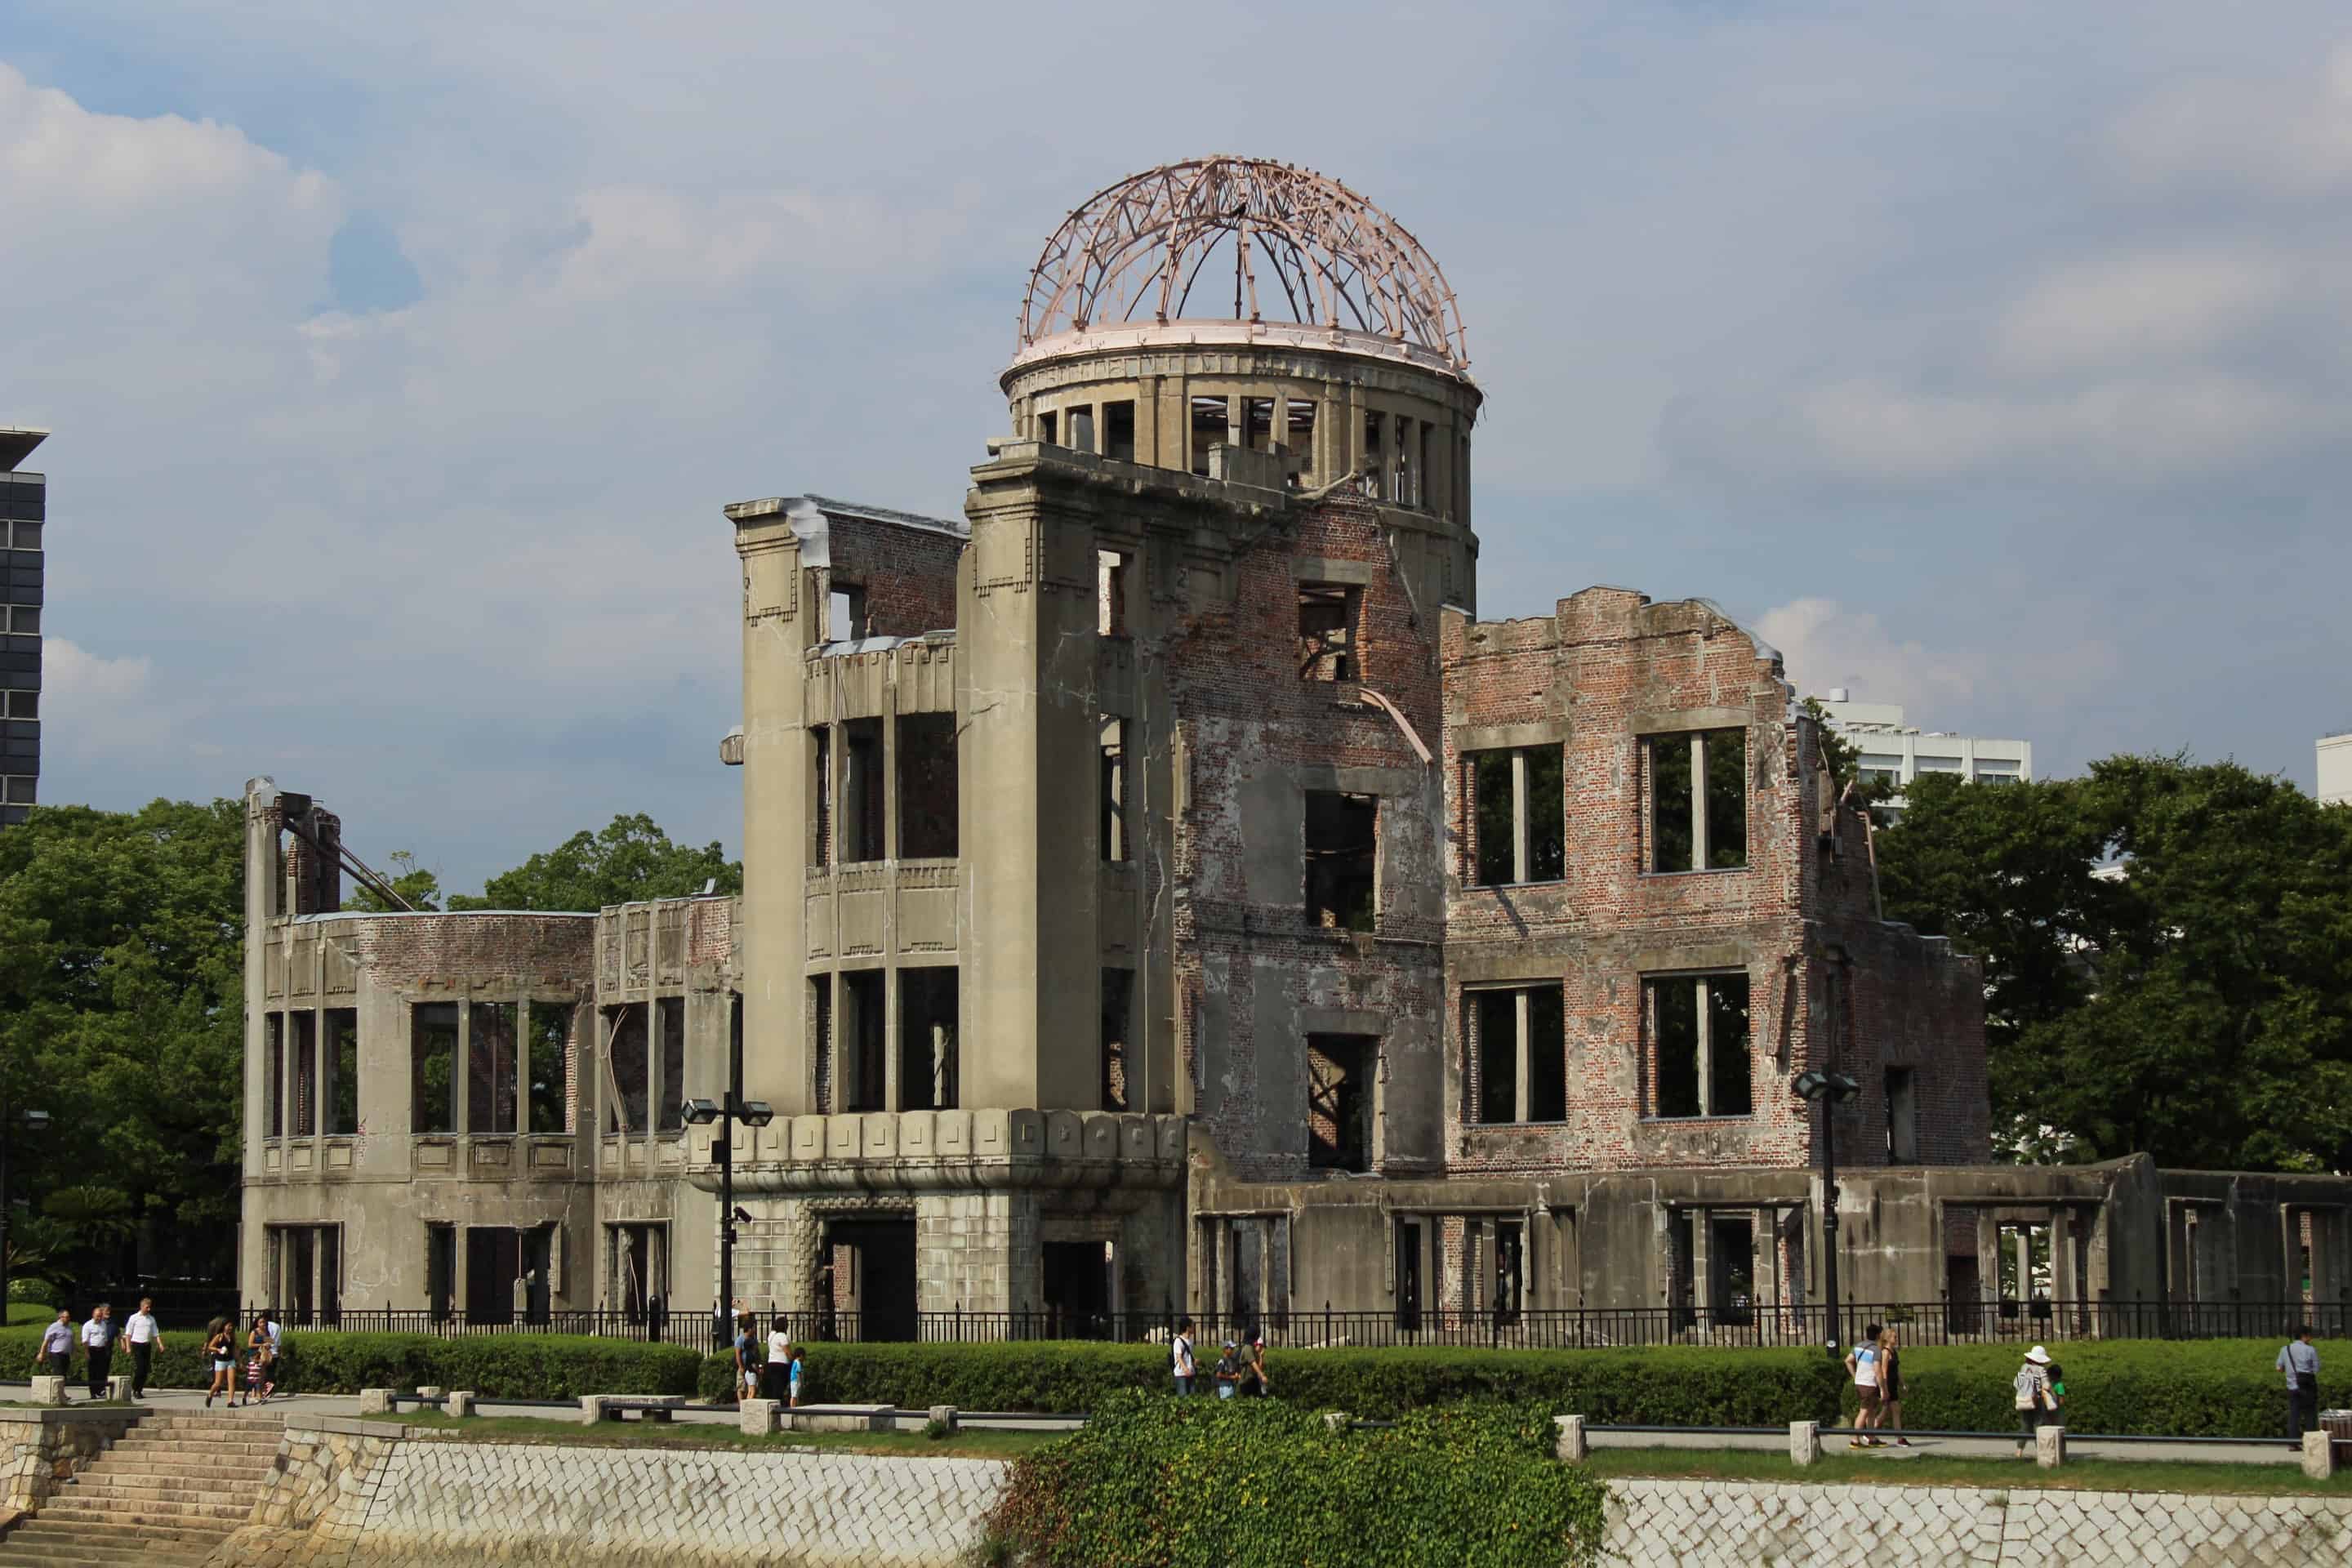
top-left (6, 1303), bottom-right (57, 1325)
top-left (369, 1409), bottom-right (1058, 1460)
top-left (1581, 1446), bottom-right (2352, 1497)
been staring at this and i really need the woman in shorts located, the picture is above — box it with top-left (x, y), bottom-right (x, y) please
top-left (203, 1319), bottom-right (238, 1408)
top-left (243, 1312), bottom-right (272, 1407)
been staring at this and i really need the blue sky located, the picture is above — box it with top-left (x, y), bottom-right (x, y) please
top-left (7, 2), bottom-right (2350, 893)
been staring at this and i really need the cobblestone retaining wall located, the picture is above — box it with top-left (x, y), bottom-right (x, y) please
top-left (1606, 1477), bottom-right (2352, 1566)
top-left (1, 1407), bottom-right (140, 1522)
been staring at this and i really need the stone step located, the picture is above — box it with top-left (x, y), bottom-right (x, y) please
top-left (62, 1476), bottom-right (267, 1506)
top-left (106, 1437), bottom-right (283, 1459)
top-left (0, 1533), bottom-right (214, 1568)
top-left (4, 1518), bottom-right (236, 1547)
top-left (32, 1500), bottom-right (252, 1527)
top-left (74, 1454), bottom-right (278, 1482)
top-left (0, 1524), bottom-right (234, 1557)
top-left (122, 1416), bottom-right (284, 1433)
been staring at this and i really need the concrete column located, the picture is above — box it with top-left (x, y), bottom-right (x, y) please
top-left (2015, 1229), bottom-right (2034, 1300)
top-left (740, 1398), bottom-right (782, 1436)
top-left (2035, 1424), bottom-right (2065, 1468)
top-left (359, 1388), bottom-right (394, 1414)
top-left (1688, 735), bottom-right (1710, 871)
top-left (1512, 992), bottom-right (1531, 1124)
top-left (1788, 1421), bottom-right (1821, 1466)
top-left (733, 512), bottom-right (815, 1111)
top-left (447, 1391), bottom-right (475, 1418)
top-left (1553, 1414), bottom-right (1588, 1463)
top-left (2303, 1430), bottom-right (2336, 1481)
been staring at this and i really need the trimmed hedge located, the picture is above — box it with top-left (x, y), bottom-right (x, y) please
top-left (980, 1392), bottom-right (1610, 1568)
top-left (2, 1326), bottom-right (700, 1399)
top-left (1850, 1339), bottom-right (2348, 1439)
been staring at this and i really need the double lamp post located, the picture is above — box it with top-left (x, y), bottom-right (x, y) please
top-left (1791, 1067), bottom-right (1861, 1361)
top-left (681, 1084), bottom-right (773, 1350)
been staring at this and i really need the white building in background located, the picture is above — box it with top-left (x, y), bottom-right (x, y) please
top-left (2320, 732), bottom-right (2352, 807)
top-left (1811, 688), bottom-right (2034, 814)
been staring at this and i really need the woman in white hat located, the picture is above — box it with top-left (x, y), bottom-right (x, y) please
top-left (2012, 1345), bottom-right (2056, 1458)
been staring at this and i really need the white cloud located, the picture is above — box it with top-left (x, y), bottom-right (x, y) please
top-left (1993, 244), bottom-right (2299, 376)
top-left (1755, 599), bottom-right (1981, 715)
top-left (2110, 42), bottom-right (2352, 194)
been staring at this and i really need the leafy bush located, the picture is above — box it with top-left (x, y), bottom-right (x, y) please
top-left (6, 1277), bottom-right (58, 1306)
top-left (1853, 1339), bottom-right (2349, 1439)
top-left (0, 1326), bottom-right (700, 1398)
top-left (982, 1392), bottom-right (1609, 1568)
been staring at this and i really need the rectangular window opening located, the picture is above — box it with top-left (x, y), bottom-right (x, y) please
top-left (812, 726), bottom-right (833, 869)
top-left (844, 971), bottom-right (885, 1113)
top-left (528, 1001), bottom-right (572, 1134)
top-left (425, 1223), bottom-right (457, 1320)
top-left (1100, 968), bottom-right (1134, 1112)
top-left (657, 996), bottom-right (685, 1132)
top-left (327, 1008), bottom-right (359, 1136)
top-left (1886, 1066), bottom-right (1919, 1165)
top-left (1245, 397), bottom-right (1275, 453)
top-left (1648, 973), bottom-right (1751, 1118)
top-left (410, 1002), bottom-right (458, 1134)
top-left (1036, 408), bottom-right (1058, 447)
top-left (1307, 1033), bottom-right (1374, 1172)
top-left (897, 712), bottom-right (959, 859)
top-left (1190, 396), bottom-right (1228, 475)
top-left (266, 1013), bottom-right (286, 1139)
top-left (1097, 548), bottom-right (1130, 637)
top-left (1297, 583), bottom-right (1358, 682)
top-left (1468, 746), bottom-right (1565, 886)
top-left (1647, 729), bottom-right (1747, 872)
top-left (842, 717), bottom-right (884, 862)
top-left (467, 1000), bottom-right (518, 1135)
top-left (604, 1003), bottom-right (648, 1134)
top-left (899, 966), bottom-right (959, 1111)
top-left (1103, 399), bottom-right (1136, 462)
top-left (811, 978), bottom-right (834, 1116)
top-left (828, 583), bottom-right (866, 643)
top-left (1468, 986), bottom-right (1565, 1125)
top-left (1068, 404), bottom-right (1096, 455)
top-left (1304, 790), bottom-right (1376, 933)
top-left (1099, 718), bottom-right (1129, 862)
top-left (1285, 399), bottom-right (1316, 476)
top-left (290, 1011), bottom-right (318, 1136)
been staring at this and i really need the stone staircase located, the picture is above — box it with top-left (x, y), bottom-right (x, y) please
top-left (0, 1409), bottom-right (283, 1567)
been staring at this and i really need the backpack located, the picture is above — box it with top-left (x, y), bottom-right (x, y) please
top-left (1172, 1334), bottom-right (1193, 1376)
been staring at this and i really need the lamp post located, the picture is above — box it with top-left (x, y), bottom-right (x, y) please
top-left (1791, 1068), bottom-right (1860, 1360)
top-left (0, 1102), bottom-right (51, 1316)
top-left (680, 1082), bottom-right (773, 1365)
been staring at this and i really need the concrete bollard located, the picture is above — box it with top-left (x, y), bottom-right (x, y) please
top-left (359, 1388), bottom-right (394, 1415)
top-left (1553, 1415), bottom-right (1588, 1463)
top-left (28, 1377), bottom-right (65, 1406)
top-left (1321, 1412), bottom-right (1351, 1433)
top-left (928, 1405), bottom-right (960, 1435)
top-left (739, 1398), bottom-right (782, 1437)
top-left (417, 1385), bottom-right (446, 1401)
top-left (2302, 1430), bottom-right (2336, 1481)
top-left (577, 1396), bottom-right (610, 1425)
top-left (107, 1374), bottom-right (135, 1404)
top-left (2036, 1424), bottom-right (2065, 1468)
top-left (446, 1391), bottom-right (475, 1419)
top-left (1789, 1421), bottom-right (1821, 1466)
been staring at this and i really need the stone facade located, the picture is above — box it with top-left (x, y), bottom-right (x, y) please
top-left (1, 1406), bottom-right (140, 1521)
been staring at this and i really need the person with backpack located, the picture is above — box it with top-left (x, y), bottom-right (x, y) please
top-left (2013, 1345), bottom-right (2056, 1457)
top-left (1244, 1333), bottom-right (1272, 1398)
top-left (1213, 1339), bottom-right (1243, 1400)
top-left (1170, 1316), bottom-right (1198, 1396)
top-left (786, 1344), bottom-right (805, 1409)
top-left (2278, 1325), bottom-right (2322, 1441)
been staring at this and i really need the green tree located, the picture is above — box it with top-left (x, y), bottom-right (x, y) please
top-left (0, 800), bottom-right (247, 1288)
top-left (451, 813), bottom-right (741, 912)
top-left (1878, 755), bottom-right (2352, 1171)
top-left (345, 849), bottom-right (444, 913)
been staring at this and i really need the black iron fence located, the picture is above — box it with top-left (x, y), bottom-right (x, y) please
top-left (241, 1297), bottom-right (2351, 1352)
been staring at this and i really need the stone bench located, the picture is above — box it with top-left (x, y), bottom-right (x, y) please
top-left (579, 1395), bottom-right (688, 1425)
top-left (736, 1401), bottom-right (900, 1436)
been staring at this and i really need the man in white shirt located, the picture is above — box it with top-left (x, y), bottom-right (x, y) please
top-left (80, 1304), bottom-right (113, 1401)
top-left (34, 1309), bottom-right (75, 1398)
top-left (124, 1298), bottom-right (166, 1401)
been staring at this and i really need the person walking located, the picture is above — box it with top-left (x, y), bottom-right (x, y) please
top-left (81, 1304), bottom-right (114, 1401)
top-left (35, 1308), bottom-right (75, 1397)
top-left (1245, 1333), bottom-right (1272, 1399)
top-left (2013, 1345), bottom-right (2056, 1458)
top-left (124, 1298), bottom-right (164, 1401)
top-left (786, 1344), bottom-right (805, 1409)
top-left (1170, 1316), bottom-right (1198, 1396)
top-left (732, 1313), bottom-right (759, 1403)
top-left (1878, 1326), bottom-right (1909, 1447)
top-left (203, 1319), bottom-right (237, 1408)
top-left (2278, 1325), bottom-right (2322, 1442)
top-left (243, 1313), bottom-right (271, 1408)
top-left (261, 1312), bottom-right (285, 1399)
top-left (1213, 1339), bottom-right (1243, 1400)
top-left (763, 1314), bottom-right (794, 1402)
top-left (1845, 1321), bottom-right (1883, 1447)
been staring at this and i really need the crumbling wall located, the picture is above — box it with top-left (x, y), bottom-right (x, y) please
top-left (815, 507), bottom-right (963, 639)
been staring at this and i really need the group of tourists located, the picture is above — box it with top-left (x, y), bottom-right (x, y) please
top-left (730, 1311), bottom-right (806, 1405)
top-left (1844, 1323), bottom-right (1911, 1448)
top-left (203, 1312), bottom-right (286, 1407)
top-left (27, 1298), bottom-right (167, 1401)
top-left (1167, 1316), bottom-right (1272, 1400)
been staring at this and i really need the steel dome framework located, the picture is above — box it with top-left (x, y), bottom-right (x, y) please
top-left (1018, 156), bottom-right (1469, 371)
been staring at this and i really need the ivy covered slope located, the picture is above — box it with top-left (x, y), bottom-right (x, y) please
top-left (979, 1393), bottom-right (1610, 1568)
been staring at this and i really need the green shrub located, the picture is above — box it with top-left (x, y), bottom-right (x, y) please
top-left (1853, 1339), bottom-right (2348, 1439)
top-left (6, 1277), bottom-right (57, 1307)
top-left (982, 1392), bottom-right (1609, 1568)
top-left (0, 1325), bottom-right (699, 1399)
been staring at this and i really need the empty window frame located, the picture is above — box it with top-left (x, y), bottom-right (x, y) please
top-left (1468, 746), bottom-right (1565, 886)
top-left (1307, 1033), bottom-right (1375, 1172)
top-left (265, 1013), bottom-right (285, 1138)
top-left (1036, 408), bottom-right (1058, 446)
top-left (1067, 403), bottom-right (1097, 455)
top-left (1244, 398), bottom-right (1276, 452)
top-left (1097, 548), bottom-right (1130, 636)
top-left (1646, 729), bottom-right (1748, 872)
top-left (1468, 985), bottom-right (1566, 1125)
top-left (811, 978), bottom-right (834, 1116)
top-left (843, 970), bottom-right (886, 1113)
top-left (1103, 399), bottom-right (1136, 462)
top-left (1886, 1066), bottom-right (1920, 1165)
top-left (411, 1001), bottom-right (459, 1134)
top-left (468, 1001), bottom-right (518, 1135)
top-left (1285, 399), bottom-right (1316, 468)
top-left (604, 1003), bottom-right (648, 1133)
top-left (289, 1011), bottom-right (318, 1136)
top-left (1297, 584), bottom-right (1359, 681)
top-left (528, 1001), bottom-right (572, 1134)
top-left (828, 582), bottom-right (866, 643)
top-left (812, 726), bottom-right (833, 869)
top-left (1100, 968), bottom-right (1134, 1112)
top-left (1646, 973), bottom-right (1752, 1119)
top-left (4, 691), bottom-right (34, 720)
top-left (327, 1008), bottom-right (359, 1135)
top-left (1304, 791), bottom-right (1376, 933)
top-left (1190, 395), bottom-right (1229, 474)
top-left (897, 712), bottom-right (959, 859)
top-left (900, 966), bottom-right (959, 1111)
top-left (657, 996), bottom-right (686, 1133)
top-left (1099, 719), bottom-right (1129, 862)
top-left (841, 717), bottom-right (884, 862)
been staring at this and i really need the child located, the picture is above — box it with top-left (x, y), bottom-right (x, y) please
top-left (787, 1344), bottom-right (805, 1408)
top-left (1214, 1339), bottom-right (1243, 1400)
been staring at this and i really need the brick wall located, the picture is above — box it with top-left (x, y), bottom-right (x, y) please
top-left (822, 511), bottom-right (962, 639)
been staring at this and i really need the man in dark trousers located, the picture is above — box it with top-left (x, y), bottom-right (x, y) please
top-left (123, 1298), bottom-right (165, 1401)
top-left (2277, 1325), bottom-right (2322, 1441)
top-left (80, 1303), bottom-right (114, 1401)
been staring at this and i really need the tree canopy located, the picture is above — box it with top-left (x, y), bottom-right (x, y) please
top-left (448, 813), bottom-right (741, 912)
top-left (1878, 755), bottom-right (2352, 1173)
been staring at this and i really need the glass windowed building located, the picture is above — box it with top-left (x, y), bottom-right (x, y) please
top-left (0, 428), bottom-right (45, 826)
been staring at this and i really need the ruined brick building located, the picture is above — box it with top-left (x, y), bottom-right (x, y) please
top-left (241, 158), bottom-right (2350, 1335)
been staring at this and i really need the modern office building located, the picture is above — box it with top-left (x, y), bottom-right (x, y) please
top-left (1811, 688), bottom-right (2031, 813)
top-left (2319, 731), bottom-right (2352, 808)
top-left (1, 427), bottom-right (45, 826)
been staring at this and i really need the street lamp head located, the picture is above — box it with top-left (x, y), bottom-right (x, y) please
top-left (679, 1098), bottom-right (722, 1125)
top-left (20, 1109), bottom-right (48, 1133)
top-left (1829, 1072), bottom-right (1862, 1104)
top-left (738, 1100), bottom-right (776, 1128)
top-left (1791, 1070), bottom-right (1829, 1102)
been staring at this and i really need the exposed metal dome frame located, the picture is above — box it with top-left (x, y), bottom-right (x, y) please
top-left (1018, 156), bottom-right (1469, 371)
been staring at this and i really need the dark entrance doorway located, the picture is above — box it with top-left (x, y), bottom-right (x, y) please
top-left (466, 1226), bottom-right (521, 1323)
top-left (827, 1218), bottom-right (918, 1342)
top-left (1042, 1241), bottom-right (1113, 1339)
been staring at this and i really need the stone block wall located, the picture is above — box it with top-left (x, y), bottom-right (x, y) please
top-left (2, 1408), bottom-right (140, 1521)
